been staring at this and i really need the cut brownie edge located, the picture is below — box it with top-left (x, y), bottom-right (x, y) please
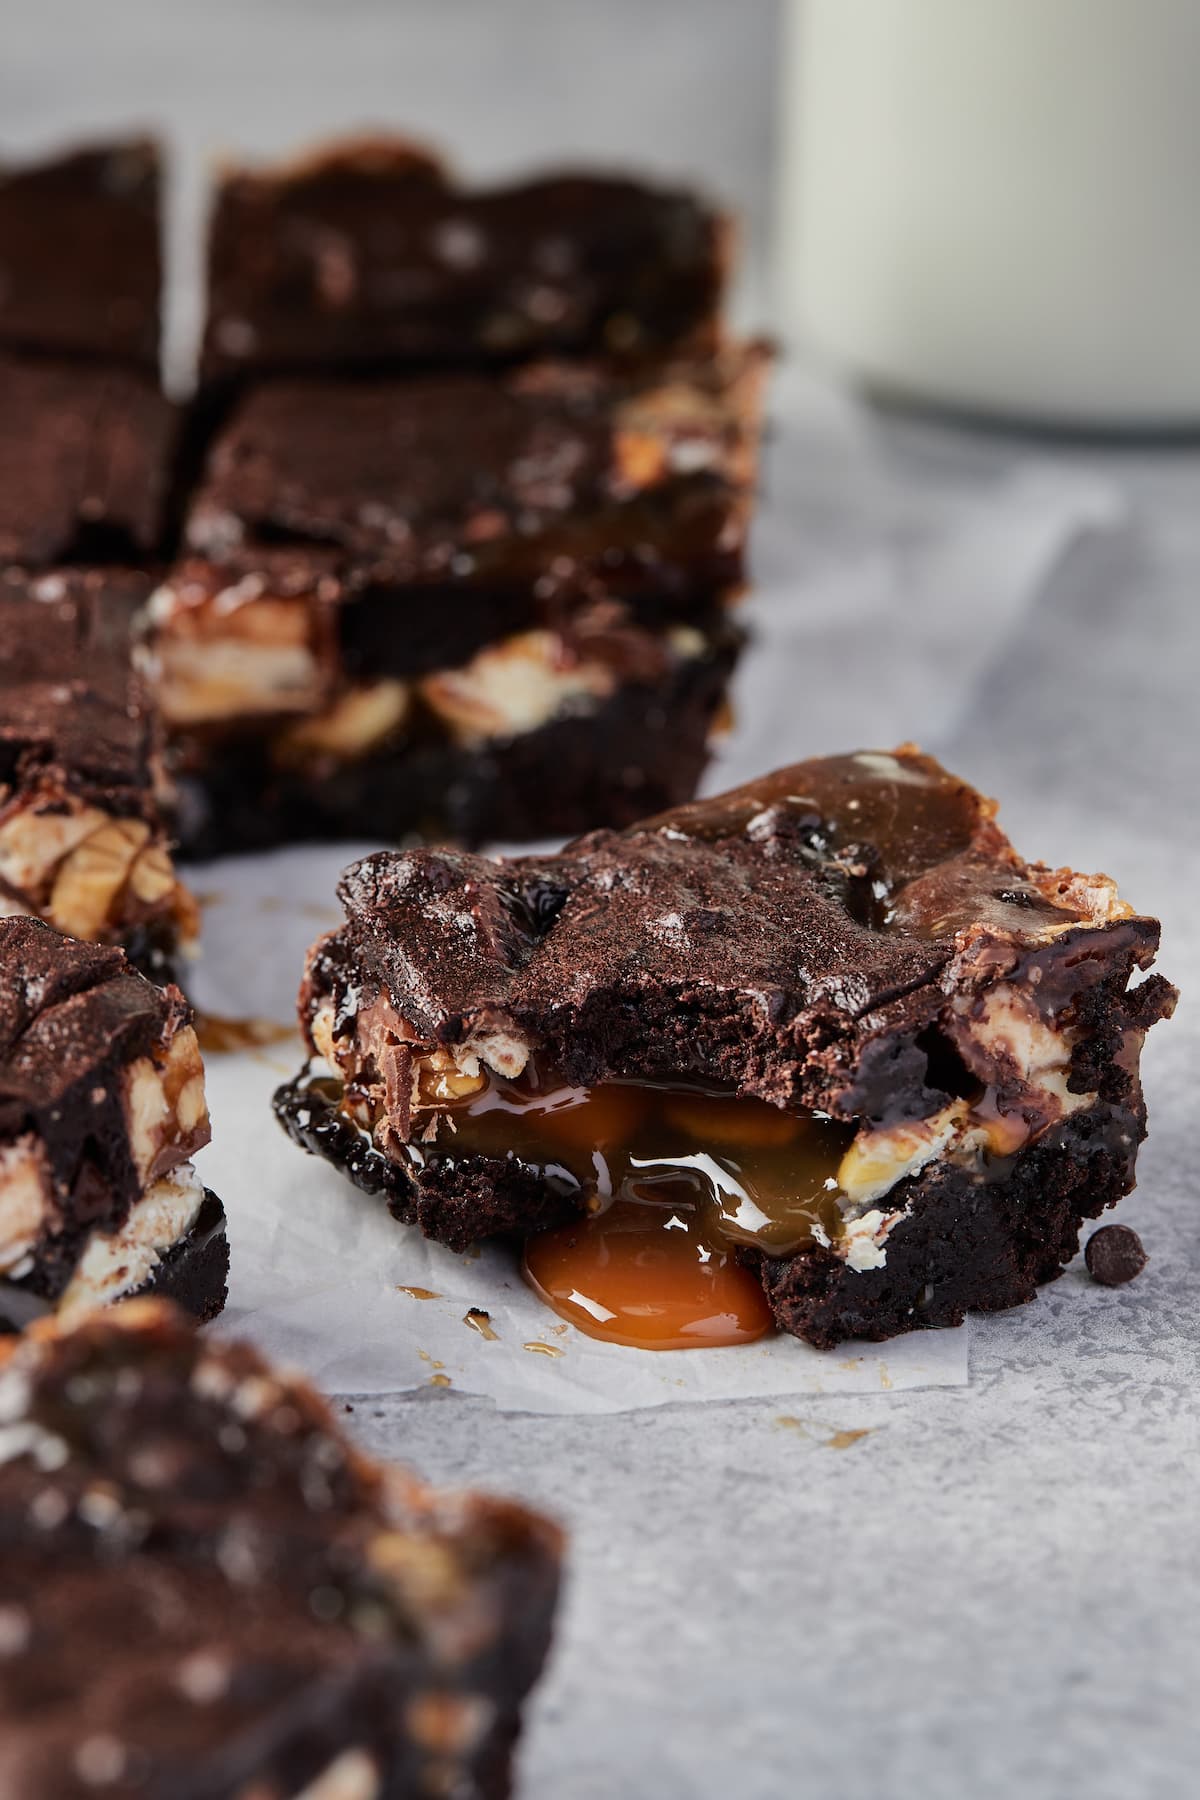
top-left (0, 917), bottom-right (222, 1329)
top-left (754, 1097), bottom-right (1155, 1348)
top-left (0, 568), bottom-right (198, 967)
top-left (171, 619), bottom-right (739, 856)
top-left (0, 1183), bottom-right (228, 1334)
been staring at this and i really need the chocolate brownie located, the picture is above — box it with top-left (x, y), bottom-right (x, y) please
top-left (0, 917), bottom-right (225, 1330)
top-left (0, 568), bottom-right (195, 974)
top-left (148, 348), bottom-right (761, 854)
top-left (0, 356), bottom-right (176, 565)
top-left (201, 133), bottom-right (729, 382)
top-left (0, 1300), bottom-right (562, 1799)
top-left (0, 138), bottom-right (161, 367)
top-left (275, 748), bottom-right (1176, 1350)
top-left (182, 346), bottom-right (766, 601)
top-left (163, 603), bottom-right (740, 857)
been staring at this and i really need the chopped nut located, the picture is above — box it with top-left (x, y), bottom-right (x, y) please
top-left (274, 680), bottom-right (411, 767)
top-left (154, 637), bottom-right (327, 726)
top-left (421, 631), bottom-right (615, 747)
top-left (127, 840), bottom-right (178, 906)
top-left (48, 819), bottom-right (149, 941)
top-left (0, 802), bottom-right (109, 900)
top-left (417, 1049), bottom-right (486, 1106)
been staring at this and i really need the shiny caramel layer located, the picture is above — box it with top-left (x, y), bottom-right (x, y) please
top-left (327, 1051), bottom-right (1060, 1348)
top-left (403, 1068), bottom-right (854, 1257)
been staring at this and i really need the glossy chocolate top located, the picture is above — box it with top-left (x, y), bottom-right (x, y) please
top-left (185, 346), bottom-right (765, 600)
top-left (202, 134), bottom-right (728, 377)
top-left (0, 357), bottom-right (176, 565)
top-left (308, 748), bottom-right (1162, 1121)
top-left (0, 1301), bottom-right (562, 1799)
top-left (0, 569), bottom-right (158, 816)
top-left (0, 139), bottom-right (161, 366)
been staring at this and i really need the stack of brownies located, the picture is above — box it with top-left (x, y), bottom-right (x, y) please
top-left (0, 143), bottom-right (230, 1334)
top-left (0, 141), bottom-right (194, 974)
top-left (0, 130), bottom-right (762, 1338)
top-left (153, 135), bottom-right (767, 853)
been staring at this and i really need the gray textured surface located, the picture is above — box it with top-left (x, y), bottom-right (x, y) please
top-left (4, 6), bottom-right (1197, 1794)
top-left (346, 429), bottom-right (1199, 1800)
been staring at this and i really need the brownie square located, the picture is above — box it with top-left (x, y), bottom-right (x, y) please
top-left (275, 747), bottom-right (1176, 1349)
top-left (0, 917), bottom-right (225, 1331)
top-left (0, 137), bottom-right (161, 368)
top-left (0, 1300), bottom-right (561, 1798)
top-left (202, 133), bottom-right (729, 381)
top-left (182, 347), bottom-right (766, 604)
top-left (148, 347), bottom-right (764, 855)
top-left (0, 567), bottom-right (195, 974)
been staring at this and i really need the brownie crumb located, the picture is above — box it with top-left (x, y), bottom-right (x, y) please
top-left (1085, 1224), bottom-right (1148, 1287)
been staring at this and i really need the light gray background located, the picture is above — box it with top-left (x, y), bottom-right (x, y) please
top-left (3, 6), bottom-right (1198, 1797)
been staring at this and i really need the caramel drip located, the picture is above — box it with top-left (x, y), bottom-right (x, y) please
top-left (412, 1066), bottom-right (854, 1351)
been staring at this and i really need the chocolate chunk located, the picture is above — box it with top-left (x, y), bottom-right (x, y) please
top-left (1085, 1223), bottom-right (1148, 1286)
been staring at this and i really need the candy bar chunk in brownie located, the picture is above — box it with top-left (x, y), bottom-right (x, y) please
top-left (0, 918), bottom-right (225, 1331)
top-left (276, 747), bottom-right (1176, 1351)
top-left (149, 564), bottom-right (740, 855)
top-left (0, 356), bottom-right (176, 566)
top-left (0, 1300), bottom-right (563, 1799)
top-left (0, 569), bottom-right (196, 975)
top-left (148, 348), bottom-right (761, 854)
top-left (0, 138), bottom-right (161, 367)
top-left (183, 345), bottom-right (767, 604)
top-left (201, 132), bottom-right (730, 381)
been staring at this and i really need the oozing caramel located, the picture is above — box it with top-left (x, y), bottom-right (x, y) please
top-left (523, 1189), bottom-right (773, 1350)
top-left (407, 1067), bottom-right (856, 1350)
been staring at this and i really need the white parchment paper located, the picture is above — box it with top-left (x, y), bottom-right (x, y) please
top-left (189, 367), bottom-right (1128, 1414)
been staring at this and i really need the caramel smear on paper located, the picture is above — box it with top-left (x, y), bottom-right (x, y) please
top-left (464, 1309), bottom-right (499, 1340)
top-left (398, 1287), bottom-right (441, 1301)
top-left (194, 1013), bottom-right (296, 1055)
top-left (826, 1428), bottom-right (873, 1451)
top-left (775, 1416), bottom-right (874, 1450)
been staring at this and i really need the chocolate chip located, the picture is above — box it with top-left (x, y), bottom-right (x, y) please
top-left (1085, 1224), bottom-right (1147, 1287)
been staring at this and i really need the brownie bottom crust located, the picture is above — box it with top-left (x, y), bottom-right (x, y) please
top-left (172, 633), bottom-right (738, 858)
top-left (275, 1072), bottom-right (1146, 1350)
top-left (753, 1103), bottom-right (1145, 1349)
top-left (0, 1188), bottom-right (228, 1334)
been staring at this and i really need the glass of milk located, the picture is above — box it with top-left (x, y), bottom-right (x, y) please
top-left (777, 0), bottom-right (1200, 428)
